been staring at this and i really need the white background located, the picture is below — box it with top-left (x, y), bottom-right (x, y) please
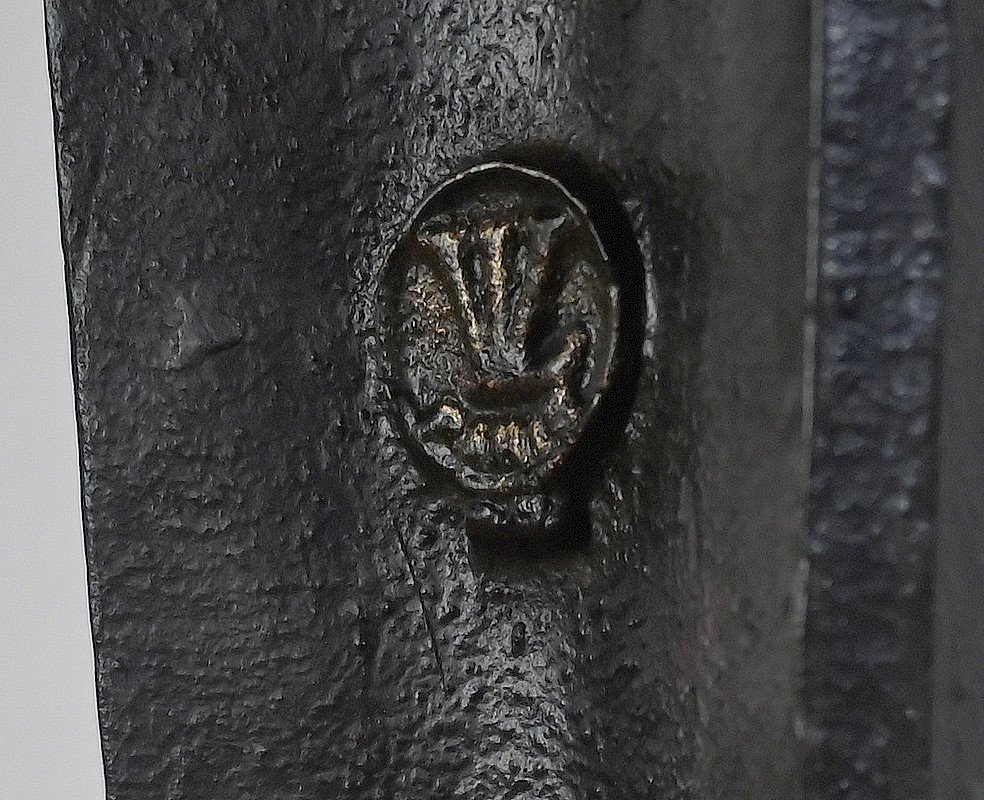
top-left (0, 1), bottom-right (105, 797)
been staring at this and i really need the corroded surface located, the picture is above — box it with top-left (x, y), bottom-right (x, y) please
top-left (47, 1), bottom-right (810, 798)
top-left (805, 1), bottom-right (949, 797)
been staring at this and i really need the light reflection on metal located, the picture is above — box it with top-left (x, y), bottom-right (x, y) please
top-left (382, 163), bottom-right (623, 539)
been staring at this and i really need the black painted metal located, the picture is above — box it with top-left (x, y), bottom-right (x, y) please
top-left (44, 0), bottom-right (959, 798)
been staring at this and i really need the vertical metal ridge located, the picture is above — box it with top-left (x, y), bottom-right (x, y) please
top-left (804, 1), bottom-right (951, 797)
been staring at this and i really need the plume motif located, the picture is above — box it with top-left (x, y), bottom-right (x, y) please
top-left (384, 164), bottom-right (619, 508)
top-left (418, 212), bottom-right (576, 382)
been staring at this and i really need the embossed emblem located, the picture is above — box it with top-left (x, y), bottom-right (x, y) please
top-left (383, 163), bottom-right (623, 537)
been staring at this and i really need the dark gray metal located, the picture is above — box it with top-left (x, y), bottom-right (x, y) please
top-left (46, 1), bottom-right (811, 795)
top-left (934, 1), bottom-right (984, 797)
top-left (804, 1), bottom-right (949, 798)
top-left (44, 0), bottom-right (965, 798)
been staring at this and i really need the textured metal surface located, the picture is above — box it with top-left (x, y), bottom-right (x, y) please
top-left (382, 163), bottom-right (634, 539)
top-left (804, 1), bottom-right (949, 797)
top-left (47, 1), bottom-right (809, 798)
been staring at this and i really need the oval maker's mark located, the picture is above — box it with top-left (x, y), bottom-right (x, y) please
top-left (383, 162), bottom-right (625, 538)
